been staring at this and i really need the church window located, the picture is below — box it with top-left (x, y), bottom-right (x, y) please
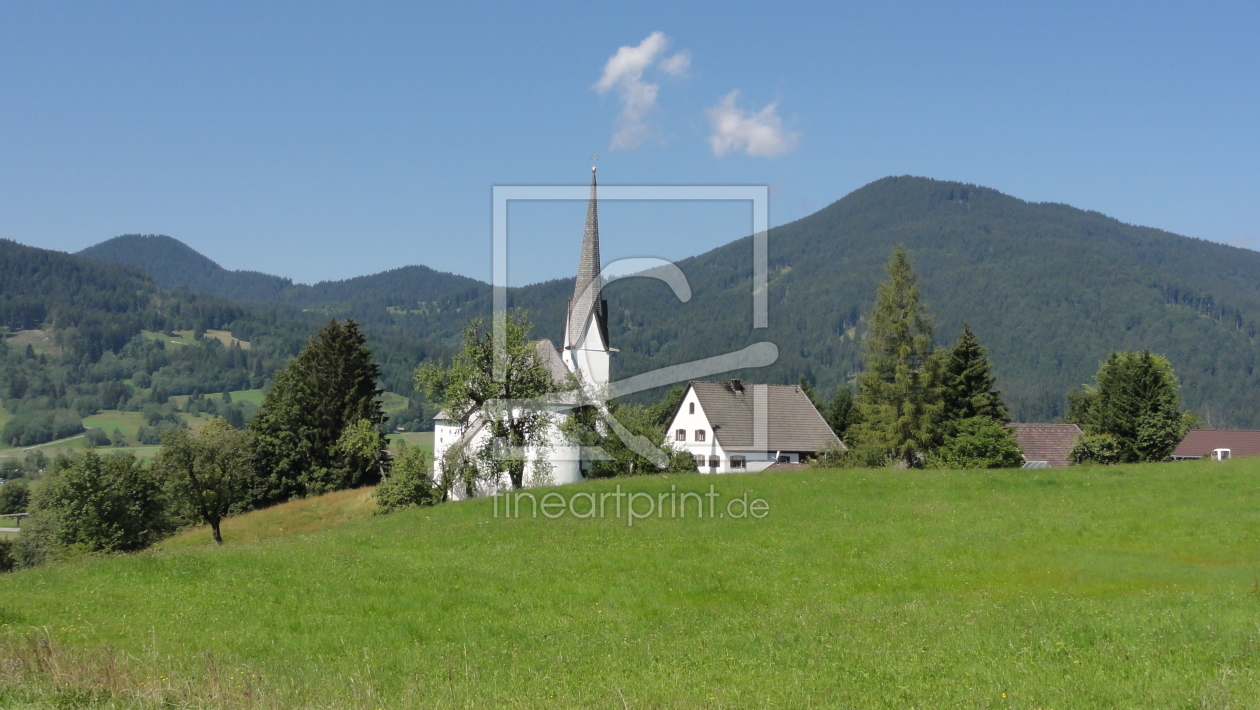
top-left (708, 455), bottom-right (720, 469)
top-left (675, 429), bottom-right (686, 442)
top-left (689, 402), bottom-right (695, 414)
top-left (695, 430), bottom-right (706, 442)
top-left (730, 455), bottom-right (746, 469)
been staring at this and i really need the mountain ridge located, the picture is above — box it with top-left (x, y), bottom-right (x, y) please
top-left (70, 176), bottom-right (1260, 426)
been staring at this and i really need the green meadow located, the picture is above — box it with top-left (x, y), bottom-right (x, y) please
top-left (3, 458), bottom-right (1260, 708)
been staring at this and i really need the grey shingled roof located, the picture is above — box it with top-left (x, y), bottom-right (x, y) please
top-left (565, 169), bottom-right (609, 348)
top-left (1010, 423), bottom-right (1081, 468)
top-left (688, 380), bottom-right (842, 453)
top-left (535, 339), bottom-right (571, 385)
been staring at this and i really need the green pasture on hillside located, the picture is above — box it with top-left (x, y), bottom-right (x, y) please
top-left (3, 459), bottom-right (1260, 708)
top-left (169, 388), bottom-right (266, 409)
top-left (387, 430), bottom-right (434, 453)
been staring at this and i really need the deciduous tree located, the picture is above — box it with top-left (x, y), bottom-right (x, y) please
top-left (416, 312), bottom-right (566, 491)
top-left (157, 418), bottom-right (254, 545)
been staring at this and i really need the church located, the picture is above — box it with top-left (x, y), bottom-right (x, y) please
top-left (433, 166), bottom-right (841, 494)
top-left (433, 166), bottom-right (612, 495)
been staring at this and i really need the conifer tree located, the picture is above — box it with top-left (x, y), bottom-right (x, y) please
top-left (850, 247), bottom-right (943, 466)
top-left (825, 385), bottom-right (861, 442)
top-left (250, 319), bottom-right (387, 506)
top-left (1066, 350), bottom-right (1188, 463)
top-left (940, 323), bottom-right (1010, 425)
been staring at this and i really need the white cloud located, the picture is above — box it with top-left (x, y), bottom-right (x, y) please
top-left (658, 51), bottom-right (691, 77)
top-left (705, 91), bottom-right (799, 158)
top-left (594, 32), bottom-right (688, 150)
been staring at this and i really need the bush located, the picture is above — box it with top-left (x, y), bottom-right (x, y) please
top-left (928, 417), bottom-right (1024, 470)
top-left (0, 538), bottom-right (15, 573)
top-left (0, 480), bottom-right (29, 514)
top-left (19, 451), bottom-right (172, 564)
top-left (373, 441), bottom-right (437, 514)
top-left (1068, 433), bottom-right (1126, 466)
top-left (84, 428), bottom-right (110, 447)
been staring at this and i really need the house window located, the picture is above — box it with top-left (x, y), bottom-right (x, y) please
top-left (708, 455), bottom-right (720, 469)
top-left (675, 429), bottom-right (686, 442)
top-left (695, 430), bottom-right (706, 442)
top-left (694, 454), bottom-right (705, 467)
top-left (730, 455), bottom-right (746, 469)
top-left (689, 402), bottom-right (695, 414)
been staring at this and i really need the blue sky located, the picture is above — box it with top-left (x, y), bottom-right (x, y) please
top-left (1, 1), bottom-right (1257, 285)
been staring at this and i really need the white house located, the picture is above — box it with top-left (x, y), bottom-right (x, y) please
top-left (665, 379), bottom-right (843, 473)
top-left (433, 167), bottom-right (612, 495)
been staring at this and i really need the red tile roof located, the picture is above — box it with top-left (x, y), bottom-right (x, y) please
top-left (1172, 430), bottom-right (1260, 458)
top-left (1010, 424), bottom-right (1082, 468)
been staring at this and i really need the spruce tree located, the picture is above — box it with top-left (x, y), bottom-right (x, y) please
top-left (1066, 350), bottom-right (1187, 463)
top-left (249, 319), bottom-right (387, 506)
top-left (825, 385), bottom-right (861, 442)
top-left (940, 323), bottom-right (1010, 425)
top-left (850, 247), bottom-right (943, 466)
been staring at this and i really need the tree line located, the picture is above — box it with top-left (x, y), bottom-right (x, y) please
top-left (810, 247), bottom-right (1194, 469)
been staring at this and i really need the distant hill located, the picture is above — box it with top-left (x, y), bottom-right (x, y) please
top-left (0, 240), bottom-right (448, 441)
top-left (74, 177), bottom-right (1260, 426)
top-left (78, 234), bottom-right (487, 312)
top-left (78, 234), bottom-right (295, 302)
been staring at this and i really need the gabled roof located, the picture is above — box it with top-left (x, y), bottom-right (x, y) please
top-left (685, 380), bottom-right (842, 453)
top-left (535, 339), bottom-right (571, 385)
top-left (1010, 423), bottom-right (1081, 468)
top-left (1172, 429), bottom-right (1260, 458)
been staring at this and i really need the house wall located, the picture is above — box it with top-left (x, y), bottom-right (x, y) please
top-left (664, 386), bottom-right (807, 474)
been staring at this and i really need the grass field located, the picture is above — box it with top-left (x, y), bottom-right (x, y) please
top-left (0, 409), bottom-right (213, 460)
top-left (169, 389), bottom-right (267, 409)
top-left (387, 430), bottom-right (434, 453)
top-left (3, 458), bottom-right (1260, 708)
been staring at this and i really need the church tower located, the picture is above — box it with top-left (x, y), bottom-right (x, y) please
top-left (562, 166), bottom-right (611, 388)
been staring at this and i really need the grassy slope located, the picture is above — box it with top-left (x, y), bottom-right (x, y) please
top-left (3, 460), bottom-right (1260, 708)
top-left (160, 487), bottom-right (377, 550)
top-left (387, 430), bottom-right (433, 453)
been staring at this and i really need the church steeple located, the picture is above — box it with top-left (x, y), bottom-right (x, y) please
top-left (565, 165), bottom-right (609, 349)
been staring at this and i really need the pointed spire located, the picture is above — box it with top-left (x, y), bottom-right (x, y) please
top-left (567, 166), bottom-right (608, 347)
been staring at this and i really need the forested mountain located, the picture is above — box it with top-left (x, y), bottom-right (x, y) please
top-left (73, 176), bottom-right (1260, 426)
top-left (78, 234), bottom-right (486, 314)
top-left (0, 240), bottom-right (448, 445)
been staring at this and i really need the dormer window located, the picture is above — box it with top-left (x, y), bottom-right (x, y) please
top-left (695, 430), bottom-right (706, 442)
top-left (675, 429), bottom-right (686, 442)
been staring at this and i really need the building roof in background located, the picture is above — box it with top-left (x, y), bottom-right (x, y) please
top-left (1011, 423), bottom-right (1082, 468)
top-left (687, 380), bottom-right (842, 453)
top-left (1172, 429), bottom-right (1260, 458)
